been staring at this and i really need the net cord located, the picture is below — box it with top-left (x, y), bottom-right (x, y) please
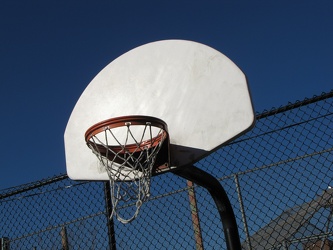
top-left (87, 122), bottom-right (166, 223)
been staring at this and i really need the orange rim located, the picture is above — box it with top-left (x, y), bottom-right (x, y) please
top-left (85, 115), bottom-right (168, 154)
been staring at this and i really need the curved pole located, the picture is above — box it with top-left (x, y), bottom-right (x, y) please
top-left (171, 165), bottom-right (241, 250)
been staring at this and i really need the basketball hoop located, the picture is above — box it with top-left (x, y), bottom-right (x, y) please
top-left (85, 115), bottom-right (169, 223)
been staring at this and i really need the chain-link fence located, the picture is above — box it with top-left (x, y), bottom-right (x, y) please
top-left (1, 91), bottom-right (333, 250)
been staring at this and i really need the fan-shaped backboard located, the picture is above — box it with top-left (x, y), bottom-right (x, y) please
top-left (64, 40), bottom-right (255, 181)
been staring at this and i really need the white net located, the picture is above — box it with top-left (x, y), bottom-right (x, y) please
top-left (86, 121), bottom-right (167, 223)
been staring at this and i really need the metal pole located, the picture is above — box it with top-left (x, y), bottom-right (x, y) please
top-left (61, 226), bottom-right (69, 250)
top-left (234, 174), bottom-right (252, 250)
top-left (0, 238), bottom-right (9, 250)
top-left (187, 180), bottom-right (204, 250)
top-left (172, 165), bottom-right (242, 250)
top-left (104, 181), bottom-right (117, 250)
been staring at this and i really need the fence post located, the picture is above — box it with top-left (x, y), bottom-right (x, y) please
top-left (187, 180), bottom-right (204, 250)
top-left (104, 181), bottom-right (117, 250)
top-left (0, 237), bottom-right (9, 250)
top-left (234, 174), bottom-right (252, 250)
top-left (61, 226), bottom-right (69, 250)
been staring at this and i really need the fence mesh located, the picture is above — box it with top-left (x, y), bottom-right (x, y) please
top-left (1, 90), bottom-right (333, 250)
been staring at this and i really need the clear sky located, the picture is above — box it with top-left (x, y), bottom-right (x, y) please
top-left (1, 0), bottom-right (332, 189)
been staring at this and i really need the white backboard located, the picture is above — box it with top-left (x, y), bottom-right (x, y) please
top-left (64, 40), bottom-right (255, 180)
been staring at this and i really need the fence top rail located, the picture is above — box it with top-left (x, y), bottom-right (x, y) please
top-left (0, 174), bottom-right (69, 200)
top-left (256, 90), bottom-right (333, 120)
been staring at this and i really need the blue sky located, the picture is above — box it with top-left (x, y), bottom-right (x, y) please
top-left (1, 0), bottom-right (332, 189)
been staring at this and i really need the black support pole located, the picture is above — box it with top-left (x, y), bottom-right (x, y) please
top-left (104, 181), bottom-right (117, 250)
top-left (171, 165), bottom-right (241, 250)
